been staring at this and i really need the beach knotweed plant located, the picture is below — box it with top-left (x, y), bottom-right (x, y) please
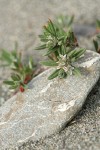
top-left (93, 19), bottom-right (100, 53)
top-left (0, 49), bottom-right (36, 92)
top-left (36, 19), bottom-right (86, 80)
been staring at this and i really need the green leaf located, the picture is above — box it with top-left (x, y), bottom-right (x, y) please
top-left (74, 48), bottom-right (86, 59)
top-left (13, 61), bottom-right (19, 68)
top-left (24, 66), bottom-right (31, 73)
top-left (0, 50), bottom-right (12, 64)
top-left (93, 39), bottom-right (98, 51)
top-left (71, 57), bottom-right (76, 62)
top-left (29, 57), bottom-right (34, 69)
top-left (70, 31), bottom-right (75, 42)
top-left (44, 24), bottom-right (55, 36)
top-left (56, 15), bottom-right (74, 29)
top-left (67, 48), bottom-right (86, 62)
top-left (73, 68), bottom-right (81, 76)
top-left (41, 60), bottom-right (58, 66)
top-left (58, 69), bottom-right (67, 78)
top-left (61, 45), bottom-right (66, 55)
top-left (9, 84), bottom-right (19, 89)
top-left (3, 80), bottom-right (15, 85)
top-left (45, 46), bottom-right (57, 56)
top-left (96, 20), bottom-right (100, 28)
top-left (67, 49), bottom-right (78, 58)
top-left (48, 19), bottom-right (57, 37)
top-left (35, 44), bottom-right (46, 50)
top-left (67, 15), bottom-right (74, 27)
top-left (11, 50), bottom-right (17, 58)
top-left (39, 35), bottom-right (48, 42)
top-left (11, 74), bottom-right (20, 81)
top-left (97, 34), bottom-right (100, 38)
top-left (48, 69), bottom-right (60, 80)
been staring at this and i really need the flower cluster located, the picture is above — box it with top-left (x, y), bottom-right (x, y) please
top-left (56, 54), bottom-right (74, 74)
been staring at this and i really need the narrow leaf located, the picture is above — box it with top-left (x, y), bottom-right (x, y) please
top-left (3, 80), bottom-right (15, 85)
top-left (11, 74), bottom-right (20, 81)
top-left (48, 19), bottom-right (57, 37)
top-left (48, 69), bottom-right (60, 80)
top-left (74, 48), bottom-right (86, 59)
top-left (97, 34), bottom-right (100, 38)
top-left (1, 50), bottom-right (12, 64)
top-left (44, 46), bottom-right (58, 56)
top-left (9, 84), bottom-right (19, 89)
top-left (35, 44), bottom-right (46, 50)
top-left (96, 20), bottom-right (100, 28)
top-left (41, 60), bottom-right (58, 66)
top-left (73, 68), bottom-right (81, 76)
top-left (29, 57), bottom-right (34, 69)
top-left (93, 40), bottom-right (98, 51)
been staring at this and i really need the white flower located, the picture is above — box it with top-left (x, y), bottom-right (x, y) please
top-left (47, 35), bottom-right (52, 40)
top-left (56, 54), bottom-right (74, 74)
top-left (59, 54), bottom-right (66, 61)
top-left (58, 41), bottom-right (62, 45)
top-left (46, 40), bottom-right (52, 47)
top-left (57, 54), bottom-right (68, 71)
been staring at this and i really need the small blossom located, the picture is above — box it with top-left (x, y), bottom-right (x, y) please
top-left (46, 41), bottom-right (52, 47)
top-left (59, 54), bottom-right (67, 61)
top-left (56, 54), bottom-right (75, 74)
top-left (47, 35), bottom-right (52, 40)
top-left (58, 41), bottom-right (62, 45)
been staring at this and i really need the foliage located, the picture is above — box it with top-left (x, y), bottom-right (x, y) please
top-left (93, 19), bottom-right (100, 53)
top-left (36, 19), bottom-right (86, 80)
top-left (96, 19), bottom-right (100, 29)
top-left (0, 49), bottom-right (36, 92)
top-left (55, 14), bottom-right (74, 30)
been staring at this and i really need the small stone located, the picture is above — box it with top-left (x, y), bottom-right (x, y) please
top-left (0, 50), bottom-right (100, 149)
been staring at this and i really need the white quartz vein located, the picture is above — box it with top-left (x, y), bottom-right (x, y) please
top-left (18, 130), bottom-right (37, 143)
top-left (40, 82), bottom-right (53, 93)
top-left (56, 100), bottom-right (76, 112)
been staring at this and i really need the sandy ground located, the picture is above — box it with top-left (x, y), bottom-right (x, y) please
top-left (0, 0), bottom-right (100, 149)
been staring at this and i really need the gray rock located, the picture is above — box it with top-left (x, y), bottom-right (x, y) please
top-left (0, 50), bottom-right (100, 150)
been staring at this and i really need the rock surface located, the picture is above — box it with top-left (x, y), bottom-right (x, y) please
top-left (0, 50), bottom-right (100, 149)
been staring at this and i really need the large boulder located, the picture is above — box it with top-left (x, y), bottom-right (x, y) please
top-left (0, 50), bottom-right (100, 150)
